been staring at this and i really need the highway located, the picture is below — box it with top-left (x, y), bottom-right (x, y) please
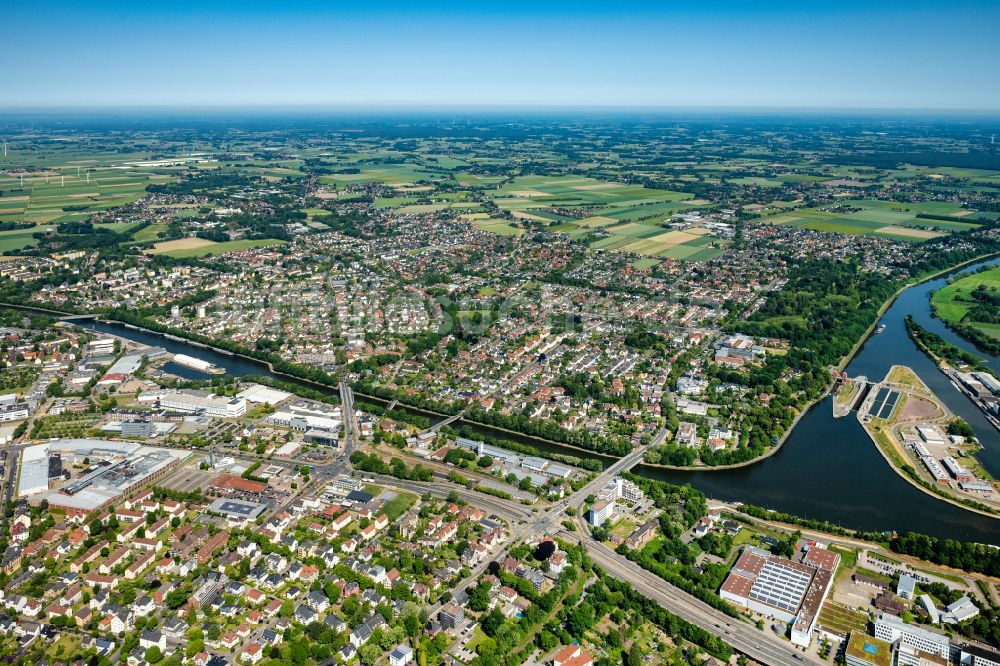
top-left (369, 442), bottom-right (823, 666)
top-left (574, 534), bottom-right (821, 666)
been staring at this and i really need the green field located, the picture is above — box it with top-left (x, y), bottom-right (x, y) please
top-left (931, 266), bottom-right (1000, 336)
top-left (472, 219), bottom-right (525, 237)
top-left (0, 225), bottom-right (46, 252)
top-left (131, 223), bottom-right (167, 243)
top-left (0, 169), bottom-right (169, 224)
top-left (766, 201), bottom-right (975, 242)
top-left (631, 257), bottom-right (662, 270)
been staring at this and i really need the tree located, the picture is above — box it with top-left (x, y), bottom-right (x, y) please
top-left (145, 646), bottom-right (163, 664)
top-left (359, 644), bottom-right (382, 666)
top-left (480, 609), bottom-right (504, 637)
top-left (404, 613), bottom-right (421, 638)
top-left (625, 642), bottom-right (643, 666)
top-left (468, 581), bottom-right (491, 612)
top-left (477, 637), bottom-right (497, 657)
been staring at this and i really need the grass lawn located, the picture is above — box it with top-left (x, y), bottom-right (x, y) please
top-left (132, 223), bottom-right (166, 242)
top-left (46, 634), bottom-right (84, 661)
top-left (631, 257), bottom-right (662, 270)
top-left (473, 219), bottom-right (524, 236)
top-left (381, 492), bottom-right (417, 521)
top-left (828, 544), bottom-right (859, 571)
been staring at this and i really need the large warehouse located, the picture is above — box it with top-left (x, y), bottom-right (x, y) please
top-left (23, 439), bottom-right (188, 517)
top-left (720, 545), bottom-right (839, 647)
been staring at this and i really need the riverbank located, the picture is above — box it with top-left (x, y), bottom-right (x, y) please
top-left (641, 254), bottom-right (1000, 473)
top-left (905, 317), bottom-right (1000, 432)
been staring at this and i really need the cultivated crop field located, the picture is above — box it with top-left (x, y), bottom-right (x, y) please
top-left (765, 199), bottom-right (989, 242)
top-left (486, 175), bottom-right (725, 261)
top-left (0, 156), bottom-right (172, 223)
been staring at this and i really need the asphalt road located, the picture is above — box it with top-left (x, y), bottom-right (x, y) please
top-left (371, 445), bottom-right (823, 666)
top-left (573, 534), bottom-right (822, 666)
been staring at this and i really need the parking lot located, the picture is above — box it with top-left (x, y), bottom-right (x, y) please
top-left (158, 466), bottom-right (219, 493)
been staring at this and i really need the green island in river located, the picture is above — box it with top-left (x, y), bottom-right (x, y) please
top-left (931, 265), bottom-right (1000, 355)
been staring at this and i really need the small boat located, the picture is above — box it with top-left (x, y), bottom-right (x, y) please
top-left (876, 324), bottom-right (886, 334)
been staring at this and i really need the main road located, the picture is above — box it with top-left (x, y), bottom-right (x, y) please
top-left (370, 444), bottom-right (820, 666)
top-left (575, 534), bottom-right (819, 666)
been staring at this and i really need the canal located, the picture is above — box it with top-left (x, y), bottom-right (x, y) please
top-left (640, 257), bottom-right (1000, 544)
top-left (60, 259), bottom-right (1000, 543)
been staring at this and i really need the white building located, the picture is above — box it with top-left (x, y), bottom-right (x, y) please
top-left (17, 444), bottom-right (50, 497)
top-left (586, 500), bottom-right (615, 527)
top-left (615, 477), bottom-right (644, 503)
top-left (159, 390), bottom-right (246, 417)
top-left (389, 644), bottom-right (414, 666)
top-left (874, 614), bottom-right (949, 665)
top-left (0, 402), bottom-right (30, 422)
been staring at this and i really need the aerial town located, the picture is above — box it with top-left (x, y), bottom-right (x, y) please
top-left (0, 113), bottom-right (999, 666)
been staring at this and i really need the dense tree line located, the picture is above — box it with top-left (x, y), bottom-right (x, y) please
top-left (891, 532), bottom-right (1000, 577)
top-left (905, 316), bottom-right (994, 372)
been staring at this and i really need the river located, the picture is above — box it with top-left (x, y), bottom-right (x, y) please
top-left (640, 257), bottom-right (1000, 544)
top-left (55, 259), bottom-right (1000, 543)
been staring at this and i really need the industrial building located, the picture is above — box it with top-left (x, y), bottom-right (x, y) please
top-left (719, 545), bottom-right (839, 647)
top-left (26, 440), bottom-right (187, 517)
top-left (237, 383), bottom-right (293, 405)
top-left (158, 390), bottom-right (246, 418)
top-left (208, 498), bottom-right (269, 525)
top-left (17, 444), bottom-right (52, 497)
top-left (454, 437), bottom-right (573, 480)
top-left (266, 410), bottom-right (340, 432)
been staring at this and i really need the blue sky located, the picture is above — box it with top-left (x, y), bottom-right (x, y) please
top-left (7, 1), bottom-right (1000, 110)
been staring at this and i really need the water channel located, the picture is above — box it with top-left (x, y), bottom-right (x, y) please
top-left (38, 257), bottom-right (1000, 543)
top-left (639, 257), bottom-right (1000, 544)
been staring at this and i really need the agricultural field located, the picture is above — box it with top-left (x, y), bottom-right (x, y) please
top-left (931, 266), bottom-right (1000, 338)
top-left (130, 223), bottom-right (167, 243)
top-left (489, 175), bottom-right (725, 260)
top-left (589, 224), bottom-right (728, 260)
top-left (469, 217), bottom-right (525, 237)
top-left (764, 199), bottom-right (988, 242)
top-left (150, 238), bottom-right (285, 258)
top-left (319, 163), bottom-right (447, 186)
top-left (0, 169), bottom-right (171, 224)
top-left (0, 225), bottom-right (47, 252)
